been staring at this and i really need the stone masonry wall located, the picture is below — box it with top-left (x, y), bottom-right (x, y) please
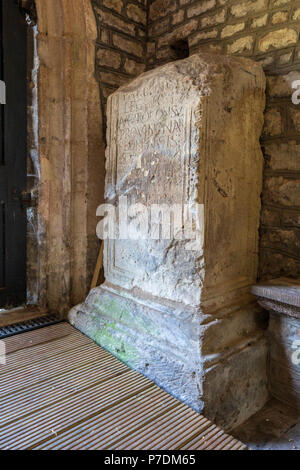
top-left (147, 0), bottom-right (300, 70)
top-left (91, 0), bottom-right (147, 137)
top-left (146, 0), bottom-right (300, 280)
top-left (261, 74), bottom-right (300, 279)
top-left (92, 0), bottom-right (300, 281)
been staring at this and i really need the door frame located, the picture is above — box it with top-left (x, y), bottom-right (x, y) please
top-left (24, 0), bottom-right (104, 314)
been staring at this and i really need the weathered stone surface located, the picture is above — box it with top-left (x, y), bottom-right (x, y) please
top-left (257, 55), bottom-right (274, 68)
top-left (201, 8), bottom-right (226, 28)
top-left (203, 338), bottom-right (268, 426)
top-left (146, 0), bottom-right (300, 292)
top-left (258, 28), bottom-right (298, 52)
top-left (290, 108), bottom-right (300, 132)
top-left (272, 0), bottom-right (290, 5)
top-left (278, 51), bottom-right (292, 65)
top-left (227, 35), bottom-right (254, 54)
top-left (293, 8), bottom-right (300, 20)
top-left (157, 20), bottom-right (198, 48)
top-left (100, 28), bottom-right (110, 44)
top-left (148, 17), bottom-right (170, 37)
top-left (221, 23), bottom-right (245, 38)
top-left (96, 47), bottom-right (122, 69)
top-left (124, 58), bottom-right (145, 75)
top-left (94, 7), bottom-right (136, 36)
top-left (194, 43), bottom-right (223, 55)
top-left (252, 278), bottom-right (300, 309)
top-left (172, 10), bottom-right (185, 25)
top-left (263, 177), bottom-right (300, 207)
top-left (33, 0), bottom-right (104, 313)
top-left (261, 229), bottom-right (300, 259)
top-left (102, 0), bottom-right (123, 14)
top-left (231, 0), bottom-right (268, 18)
top-left (147, 41), bottom-right (156, 56)
top-left (189, 29), bottom-right (218, 46)
top-left (127, 3), bottom-right (146, 24)
top-left (267, 72), bottom-right (300, 98)
top-left (251, 14), bottom-right (268, 29)
top-left (272, 10), bottom-right (289, 24)
top-left (70, 53), bottom-right (267, 430)
top-left (264, 141), bottom-right (300, 171)
top-left (281, 211), bottom-right (300, 227)
top-left (149, 0), bottom-right (176, 21)
top-left (261, 207), bottom-right (281, 226)
top-left (187, 0), bottom-right (216, 18)
top-left (112, 34), bottom-right (144, 57)
top-left (259, 251), bottom-right (300, 280)
top-left (262, 108), bottom-right (282, 136)
top-left (99, 71), bottom-right (128, 87)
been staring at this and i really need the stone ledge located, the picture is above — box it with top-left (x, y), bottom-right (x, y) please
top-left (252, 277), bottom-right (300, 315)
top-left (252, 277), bottom-right (300, 410)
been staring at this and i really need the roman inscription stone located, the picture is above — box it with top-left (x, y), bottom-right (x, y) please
top-left (105, 71), bottom-right (202, 305)
top-left (70, 53), bottom-right (268, 430)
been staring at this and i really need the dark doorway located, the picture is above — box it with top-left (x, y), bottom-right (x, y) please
top-left (0, 0), bottom-right (27, 308)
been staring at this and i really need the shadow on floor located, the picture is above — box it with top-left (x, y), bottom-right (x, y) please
top-left (232, 398), bottom-right (300, 450)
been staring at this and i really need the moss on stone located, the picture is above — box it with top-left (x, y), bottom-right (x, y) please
top-left (90, 318), bottom-right (139, 365)
top-left (93, 296), bottom-right (160, 336)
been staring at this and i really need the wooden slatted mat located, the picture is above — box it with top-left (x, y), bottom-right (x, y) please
top-left (0, 323), bottom-right (247, 450)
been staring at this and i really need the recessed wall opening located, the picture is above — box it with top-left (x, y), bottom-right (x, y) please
top-left (170, 39), bottom-right (190, 60)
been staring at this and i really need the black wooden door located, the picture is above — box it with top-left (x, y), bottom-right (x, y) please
top-left (0, 0), bottom-right (27, 308)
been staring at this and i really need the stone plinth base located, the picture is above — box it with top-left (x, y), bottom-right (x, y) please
top-left (70, 282), bottom-right (268, 430)
top-left (252, 278), bottom-right (300, 410)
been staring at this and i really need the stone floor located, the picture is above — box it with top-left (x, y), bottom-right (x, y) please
top-left (232, 398), bottom-right (300, 450)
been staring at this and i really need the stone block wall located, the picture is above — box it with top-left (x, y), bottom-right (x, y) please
top-left (261, 74), bottom-right (300, 279)
top-left (91, 0), bottom-right (147, 136)
top-left (146, 0), bottom-right (300, 281)
top-left (147, 0), bottom-right (300, 70)
top-left (92, 0), bottom-right (300, 281)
